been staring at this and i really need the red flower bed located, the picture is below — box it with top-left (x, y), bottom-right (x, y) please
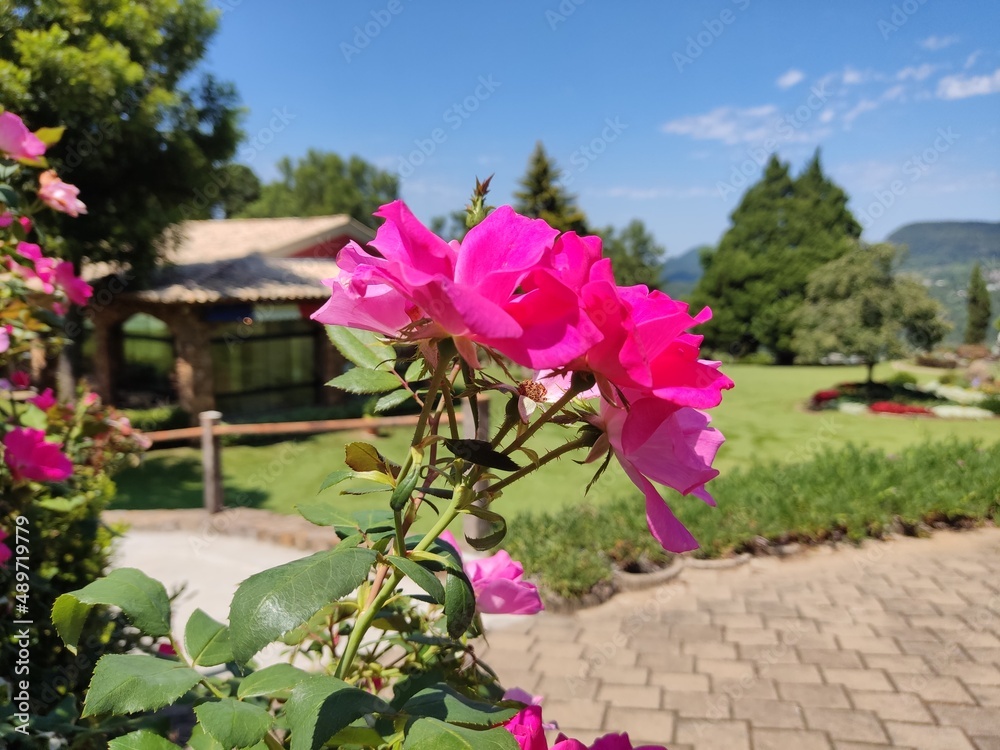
top-left (869, 401), bottom-right (934, 416)
top-left (812, 389), bottom-right (841, 404)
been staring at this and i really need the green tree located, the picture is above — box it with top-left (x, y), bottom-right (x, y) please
top-left (0, 0), bottom-right (242, 278)
top-left (793, 243), bottom-right (949, 382)
top-left (239, 149), bottom-right (399, 225)
top-left (599, 219), bottom-right (666, 288)
top-left (513, 141), bottom-right (588, 234)
top-left (692, 151), bottom-right (861, 364)
top-left (964, 262), bottom-right (992, 344)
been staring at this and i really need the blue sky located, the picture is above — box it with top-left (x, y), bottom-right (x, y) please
top-left (203, 0), bottom-right (1000, 255)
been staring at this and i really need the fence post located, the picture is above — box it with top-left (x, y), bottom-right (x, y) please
top-left (462, 397), bottom-right (492, 542)
top-left (200, 410), bottom-right (224, 514)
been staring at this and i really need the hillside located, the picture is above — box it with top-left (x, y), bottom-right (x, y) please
top-left (887, 221), bottom-right (1000, 343)
top-left (661, 245), bottom-right (704, 301)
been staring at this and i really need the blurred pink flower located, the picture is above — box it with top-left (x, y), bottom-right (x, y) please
top-left (11, 371), bottom-right (31, 389)
top-left (439, 531), bottom-right (543, 615)
top-left (29, 387), bottom-right (56, 410)
top-left (2, 427), bottom-right (73, 483)
top-left (588, 734), bottom-right (665, 750)
top-left (0, 112), bottom-right (46, 161)
top-left (0, 528), bottom-right (11, 567)
top-left (83, 392), bottom-right (99, 406)
top-left (38, 170), bottom-right (87, 217)
top-left (504, 706), bottom-right (663, 750)
top-left (8, 242), bottom-right (56, 293)
top-left (53, 261), bottom-right (93, 305)
top-left (596, 394), bottom-right (724, 553)
top-left (0, 325), bottom-right (10, 354)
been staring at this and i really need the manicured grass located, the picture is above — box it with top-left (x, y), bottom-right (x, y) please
top-left (111, 363), bottom-right (1000, 524)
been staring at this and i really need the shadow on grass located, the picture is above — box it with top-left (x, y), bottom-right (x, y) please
top-left (111, 454), bottom-right (268, 510)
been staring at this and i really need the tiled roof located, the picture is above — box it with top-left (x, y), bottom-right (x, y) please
top-left (128, 255), bottom-right (337, 305)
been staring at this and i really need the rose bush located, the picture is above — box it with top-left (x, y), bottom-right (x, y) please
top-left (49, 181), bottom-right (730, 748)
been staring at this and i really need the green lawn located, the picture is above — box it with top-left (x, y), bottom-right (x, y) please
top-left (111, 363), bottom-right (1000, 523)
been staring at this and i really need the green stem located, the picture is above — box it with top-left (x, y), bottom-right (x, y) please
top-left (412, 351), bottom-right (452, 448)
top-left (503, 384), bottom-right (582, 455)
top-left (487, 437), bottom-right (590, 495)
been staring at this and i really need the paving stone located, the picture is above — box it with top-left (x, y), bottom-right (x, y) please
top-left (849, 691), bottom-right (933, 723)
top-left (649, 671), bottom-right (710, 692)
top-left (541, 698), bottom-right (607, 731)
top-left (681, 641), bottom-right (738, 659)
top-left (758, 662), bottom-right (823, 683)
top-left (929, 703), bottom-right (1000, 736)
top-left (892, 674), bottom-right (977, 703)
top-left (968, 684), bottom-right (1000, 706)
top-left (731, 698), bottom-right (804, 729)
top-left (739, 643), bottom-right (803, 663)
top-left (661, 691), bottom-right (730, 719)
top-left (803, 707), bottom-right (889, 743)
top-left (603, 707), bottom-right (675, 744)
top-left (695, 658), bottom-right (755, 681)
top-left (530, 640), bottom-right (584, 658)
top-left (822, 667), bottom-right (895, 692)
top-left (713, 613), bottom-right (764, 629)
top-left (639, 652), bottom-right (695, 672)
top-left (936, 661), bottom-right (1000, 686)
top-left (752, 728), bottom-right (833, 750)
top-left (586, 664), bottom-right (649, 686)
top-left (778, 682), bottom-right (851, 708)
top-left (536, 675), bottom-right (600, 700)
top-left (675, 718), bottom-right (750, 750)
top-left (833, 743), bottom-right (915, 750)
top-left (884, 721), bottom-right (976, 749)
top-left (596, 683), bottom-right (661, 709)
top-left (726, 627), bottom-right (781, 645)
top-left (837, 636), bottom-right (902, 655)
top-left (799, 648), bottom-right (865, 669)
top-left (861, 654), bottom-right (932, 674)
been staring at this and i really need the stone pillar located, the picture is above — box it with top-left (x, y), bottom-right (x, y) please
top-left (168, 307), bottom-right (216, 420)
top-left (91, 311), bottom-right (125, 405)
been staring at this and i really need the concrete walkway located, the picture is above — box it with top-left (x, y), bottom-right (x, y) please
top-left (113, 522), bottom-right (1000, 749)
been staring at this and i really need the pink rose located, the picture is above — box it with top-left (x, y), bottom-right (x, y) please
top-left (53, 261), bottom-right (93, 305)
top-left (37, 170), bottom-right (87, 217)
top-left (9, 242), bottom-right (56, 293)
top-left (29, 387), bottom-right (57, 410)
top-left (11, 371), bottom-right (31, 389)
top-left (0, 528), bottom-right (11, 567)
top-left (313, 201), bottom-right (600, 369)
top-left (439, 531), bottom-right (543, 615)
top-left (0, 325), bottom-right (10, 354)
top-left (2, 427), bottom-right (73, 483)
top-left (597, 394), bottom-right (724, 553)
top-left (504, 705), bottom-right (548, 750)
top-left (0, 112), bottom-right (46, 161)
top-left (588, 734), bottom-right (665, 750)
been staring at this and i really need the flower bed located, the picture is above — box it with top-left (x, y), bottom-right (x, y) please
top-left (807, 376), bottom-right (999, 419)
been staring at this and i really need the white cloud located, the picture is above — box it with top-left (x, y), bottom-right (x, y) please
top-left (842, 99), bottom-right (880, 126)
top-left (819, 109), bottom-right (835, 124)
top-left (937, 68), bottom-right (1000, 99)
top-left (661, 105), bottom-right (779, 145)
top-left (965, 50), bottom-right (983, 69)
top-left (842, 67), bottom-right (868, 85)
top-left (919, 34), bottom-right (959, 51)
top-left (776, 69), bottom-right (805, 89)
top-left (881, 85), bottom-right (906, 102)
top-left (896, 64), bottom-right (936, 82)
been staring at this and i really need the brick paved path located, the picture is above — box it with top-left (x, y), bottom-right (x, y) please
top-left (478, 528), bottom-right (1000, 749)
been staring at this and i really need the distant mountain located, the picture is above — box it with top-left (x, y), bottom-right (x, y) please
top-left (886, 221), bottom-right (1000, 343)
top-left (887, 221), bottom-right (1000, 272)
top-left (661, 245), bottom-right (706, 300)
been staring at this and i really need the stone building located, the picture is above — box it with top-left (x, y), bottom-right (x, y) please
top-left (87, 215), bottom-right (374, 420)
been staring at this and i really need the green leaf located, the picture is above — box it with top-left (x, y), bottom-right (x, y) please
top-left (237, 663), bottom-right (312, 700)
top-left (327, 368), bottom-right (401, 394)
top-left (195, 698), bottom-right (273, 749)
top-left (443, 439), bottom-right (520, 472)
top-left (461, 506), bottom-right (508, 551)
top-left (390, 447), bottom-right (423, 512)
top-left (184, 609), bottom-right (233, 667)
top-left (444, 571), bottom-right (476, 639)
top-left (402, 685), bottom-right (518, 728)
top-left (326, 326), bottom-right (395, 371)
top-left (319, 469), bottom-right (354, 492)
top-left (286, 675), bottom-right (391, 750)
top-left (229, 546), bottom-right (377, 663)
top-left (35, 497), bottom-right (86, 512)
top-left (374, 388), bottom-right (414, 413)
top-left (0, 183), bottom-right (18, 209)
top-left (53, 568), bottom-right (171, 651)
top-left (404, 359), bottom-right (426, 382)
top-left (344, 441), bottom-right (389, 473)
top-left (387, 555), bottom-right (445, 604)
top-left (34, 126), bottom-right (66, 147)
top-left (82, 655), bottom-right (201, 717)
top-left (109, 730), bottom-right (182, 750)
top-left (402, 718), bottom-right (519, 750)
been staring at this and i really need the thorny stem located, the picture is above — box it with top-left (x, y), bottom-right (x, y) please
top-left (502, 383), bottom-right (583, 456)
top-left (486, 436), bottom-right (590, 495)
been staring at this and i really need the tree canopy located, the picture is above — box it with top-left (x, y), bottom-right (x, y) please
top-left (793, 243), bottom-right (949, 381)
top-left (965, 262), bottom-right (992, 345)
top-left (599, 219), bottom-right (666, 289)
top-left (0, 0), bottom-right (242, 278)
top-left (513, 142), bottom-right (588, 234)
top-left (691, 151), bottom-right (861, 363)
top-left (238, 149), bottom-right (399, 225)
